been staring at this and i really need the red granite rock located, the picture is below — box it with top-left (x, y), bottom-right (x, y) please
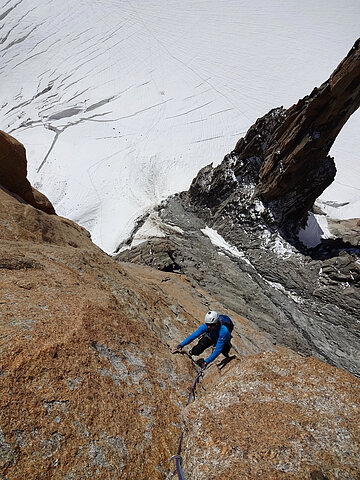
top-left (0, 130), bottom-right (55, 214)
top-left (182, 350), bottom-right (360, 479)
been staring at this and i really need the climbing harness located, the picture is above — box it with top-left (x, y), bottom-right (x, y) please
top-left (167, 357), bottom-right (205, 480)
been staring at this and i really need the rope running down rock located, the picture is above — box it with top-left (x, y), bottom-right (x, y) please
top-left (167, 367), bottom-right (205, 479)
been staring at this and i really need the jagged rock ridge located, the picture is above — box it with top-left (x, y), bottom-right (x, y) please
top-left (189, 38), bottom-right (360, 238)
top-left (256, 37), bottom-right (360, 232)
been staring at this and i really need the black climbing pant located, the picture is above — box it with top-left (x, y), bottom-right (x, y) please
top-left (190, 334), bottom-right (231, 358)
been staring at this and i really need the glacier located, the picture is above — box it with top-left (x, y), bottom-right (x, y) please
top-left (1, 0), bottom-right (359, 252)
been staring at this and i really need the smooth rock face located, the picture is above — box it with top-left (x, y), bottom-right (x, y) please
top-left (0, 130), bottom-right (55, 214)
top-left (182, 350), bottom-right (360, 480)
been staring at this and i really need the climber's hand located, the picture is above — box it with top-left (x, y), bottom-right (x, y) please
top-left (171, 345), bottom-right (183, 354)
top-left (196, 358), bottom-right (207, 368)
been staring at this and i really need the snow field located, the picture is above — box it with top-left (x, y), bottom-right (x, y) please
top-left (1, 0), bottom-right (359, 251)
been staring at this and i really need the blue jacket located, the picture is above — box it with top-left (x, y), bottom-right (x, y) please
top-left (180, 323), bottom-right (231, 364)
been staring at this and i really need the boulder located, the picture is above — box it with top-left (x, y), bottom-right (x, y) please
top-left (0, 130), bottom-right (55, 214)
top-left (182, 350), bottom-right (360, 479)
top-left (327, 217), bottom-right (360, 246)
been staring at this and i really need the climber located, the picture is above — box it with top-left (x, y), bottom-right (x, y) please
top-left (171, 310), bottom-right (233, 368)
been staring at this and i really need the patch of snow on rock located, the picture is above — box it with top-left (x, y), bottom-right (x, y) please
top-left (124, 212), bottom-right (183, 250)
top-left (264, 280), bottom-right (303, 304)
top-left (272, 237), bottom-right (294, 257)
top-left (298, 212), bottom-right (334, 248)
top-left (261, 230), bottom-right (294, 258)
top-left (201, 227), bottom-right (251, 264)
top-left (254, 199), bottom-right (265, 214)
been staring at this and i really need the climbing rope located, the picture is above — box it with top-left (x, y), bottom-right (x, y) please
top-left (167, 364), bottom-right (205, 480)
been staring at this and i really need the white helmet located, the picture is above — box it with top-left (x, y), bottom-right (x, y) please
top-left (205, 310), bottom-right (219, 325)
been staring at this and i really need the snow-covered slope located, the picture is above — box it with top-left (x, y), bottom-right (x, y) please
top-left (1, 0), bottom-right (359, 252)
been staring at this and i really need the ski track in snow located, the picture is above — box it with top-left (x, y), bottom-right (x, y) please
top-left (0, 0), bottom-right (359, 252)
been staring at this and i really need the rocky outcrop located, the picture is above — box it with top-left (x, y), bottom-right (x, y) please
top-left (255, 38), bottom-right (360, 231)
top-left (188, 107), bottom-right (286, 214)
top-left (188, 38), bottom-right (360, 238)
top-left (0, 130), bottom-right (55, 214)
top-left (183, 350), bottom-right (360, 479)
top-left (327, 217), bottom-right (360, 246)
